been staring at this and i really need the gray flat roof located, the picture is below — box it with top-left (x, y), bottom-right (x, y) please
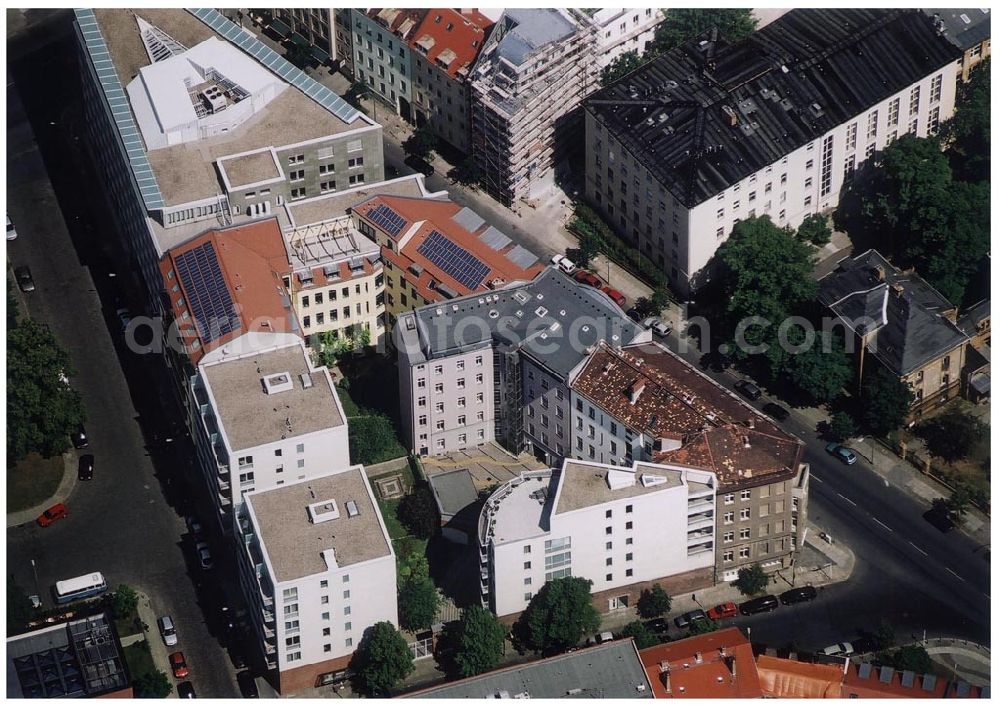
top-left (923, 8), bottom-right (991, 50)
top-left (555, 461), bottom-right (685, 515)
top-left (427, 468), bottom-right (479, 519)
top-left (247, 467), bottom-right (391, 582)
top-left (399, 267), bottom-right (644, 378)
top-left (406, 639), bottom-right (652, 698)
top-left (220, 150), bottom-right (281, 188)
top-left (202, 343), bottom-right (344, 452)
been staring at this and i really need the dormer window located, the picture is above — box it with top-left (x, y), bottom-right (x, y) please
top-left (434, 14), bottom-right (441, 23)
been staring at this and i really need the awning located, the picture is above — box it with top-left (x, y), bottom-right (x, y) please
top-left (269, 18), bottom-right (290, 38)
top-left (290, 31), bottom-right (310, 47)
top-left (309, 45), bottom-right (331, 63)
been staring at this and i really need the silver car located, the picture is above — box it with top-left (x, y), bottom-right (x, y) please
top-left (157, 615), bottom-right (178, 646)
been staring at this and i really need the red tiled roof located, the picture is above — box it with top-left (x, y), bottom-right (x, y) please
top-left (354, 195), bottom-right (543, 302)
top-left (841, 662), bottom-right (985, 698)
top-left (756, 654), bottom-right (844, 698)
top-left (638, 628), bottom-right (762, 698)
top-left (159, 218), bottom-right (293, 365)
top-left (409, 9), bottom-right (494, 78)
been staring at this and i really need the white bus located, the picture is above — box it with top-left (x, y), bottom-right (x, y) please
top-left (54, 572), bottom-right (108, 604)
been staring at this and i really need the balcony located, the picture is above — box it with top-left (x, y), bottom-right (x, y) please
top-left (687, 528), bottom-right (713, 543)
top-left (687, 497), bottom-right (714, 513)
top-left (687, 542), bottom-right (713, 556)
top-left (687, 512), bottom-right (714, 531)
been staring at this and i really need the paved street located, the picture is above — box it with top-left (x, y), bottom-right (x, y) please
top-left (6, 24), bottom-right (239, 698)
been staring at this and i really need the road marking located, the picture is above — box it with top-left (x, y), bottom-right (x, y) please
top-left (871, 517), bottom-right (893, 532)
top-left (908, 542), bottom-right (929, 557)
top-left (811, 475), bottom-right (824, 484)
top-left (946, 568), bottom-right (965, 582)
top-left (836, 493), bottom-right (857, 506)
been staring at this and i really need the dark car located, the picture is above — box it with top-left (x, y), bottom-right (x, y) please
top-left (77, 454), bottom-right (94, 481)
top-left (404, 154), bottom-right (434, 177)
top-left (643, 618), bottom-right (669, 636)
top-left (734, 379), bottom-right (762, 400)
top-left (15, 265), bottom-right (35, 292)
top-left (674, 609), bottom-right (708, 629)
top-left (70, 425), bottom-right (89, 449)
top-left (779, 585), bottom-right (818, 605)
top-left (763, 402), bottom-right (790, 422)
top-left (739, 595), bottom-right (780, 615)
top-left (923, 507), bottom-right (956, 533)
top-left (177, 681), bottom-right (196, 698)
top-left (236, 671), bottom-right (259, 698)
top-left (625, 306), bottom-right (643, 323)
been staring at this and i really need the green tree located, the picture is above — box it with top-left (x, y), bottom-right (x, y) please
top-left (918, 180), bottom-right (990, 304)
top-left (797, 213), bottom-right (832, 246)
top-left (873, 619), bottom-right (895, 651)
top-left (7, 319), bottom-right (86, 461)
top-left (450, 606), bottom-right (507, 677)
top-left (8, 278), bottom-right (19, 329)
top-left (858, 367), bottom-right (914, 437)
top-left (601, 50), bottom-right (644, 86)
top-left (781, 337), bottom-right (853, 404)
top-left (404, 128), bottom-right (438, 160)
top-left (883, 644), bottom-right (933, 673)
top-left (348, 414), bottom-right (401, 465)
top-left (650, 286), bottom-right (672, 312)
top-left (134, 670), bottom-right (172, 698)
top-left (7, 577), bottom-right (34, 636)
top-left (566, 220), bottom-right (603, 270)
top-left (354, 621), bottom-right (414, 696)
top-left (916, 408), bottom-right (987, 462)
top-left (396, 541), bottom-right (430, 582)
top-left (944, 58), bottom-right (990, 182)
top-left (947, 482), bottom-right (976, 519)
top-left (111, 584), bottom-right (139, 621)
top-left (636, 583), bottom-right (671, 619)
top-left (396, 486), bottom-right (439, 539)
top-left (828, 411), bottom-right (858, 442)
top-left (397, 576), bottom-right (439, 632)
top-left (621, 621), bottom-right (661, 648)
top-left (651, 9), bottom-right (757, 54)
top-left (513, 577), bottom-right (600, 653)
top-left (688, 618), bottom-right (720, 636)
top-left (732, 563), bottom-right (768, 597)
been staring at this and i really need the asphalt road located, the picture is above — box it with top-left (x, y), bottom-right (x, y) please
top-left (5, 28), bottom-right (239, 698)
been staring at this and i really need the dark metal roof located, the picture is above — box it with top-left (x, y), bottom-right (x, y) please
top-left (586, 9), bottom-right (961, 208)
top-left (923, 8), bottom-right (991, 51)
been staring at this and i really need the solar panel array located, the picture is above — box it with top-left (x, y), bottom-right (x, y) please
top-left (366, 204), bottom-right (407, 237)
top-left (75, 9), bottom-right (166, 210)
top-left (189, 9), bottom-right (360, 123)
top-left (417, 230), bottom-right (491, 290)
top-left (174, 242), bottom-right (240, 343)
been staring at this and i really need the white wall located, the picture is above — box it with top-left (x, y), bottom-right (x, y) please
top-left (590, 8), bottom-right (662, 66)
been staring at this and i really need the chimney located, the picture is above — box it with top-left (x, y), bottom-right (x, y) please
top-left (890, 283), bottom-right (904, 298)
top-left (746, 418), bottom-right (755, 430)
top-left (724, 654), bottom-right (737, 682)
top-left (722, 105), bottom-right (738, 126)
top-left (660, 670), bottom-right (671, 694)
top-left (875, 264), bottom-right (886, 281)
top-left (695, 651), bottom-right (703, 664)
top-left (742, 435), bottom-right (751, 449)
top-left (629, 378), bottom-right (646, 404)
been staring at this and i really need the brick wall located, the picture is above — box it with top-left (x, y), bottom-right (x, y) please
top-left (277, 652), bottom-right (353, 694)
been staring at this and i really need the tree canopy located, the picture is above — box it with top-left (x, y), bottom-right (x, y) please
top-left (513, 577), bottom-right (600, 653)
top-left (348, 414), bottom-right (402, 466)
top-left (733, 563), bottom-right (769, 597)
top-left (133, 671), bottom-right (172, 698)
top-left (945, 59), bottom-right (990, 182)
top-left (396, 486), bottom-right (439, 539)
top-left (111, 585), bottom-right (139, 621)
top-left (7, 577), bottom-right (34, 637)
top-left (688, 618), bottom-right (720, 636)
top-left (449, 606), bottom-right (507, 677)
top-left (397, 576), bottom-right (439, 632)
top-left (621, 621), bottom-right (661, 649)
top-left (779, 331), bottom-right (854, 404)
top-left (636, 584), bottom-right (671, 619)
top-left (828, 411), bottom-right (858, 442)
top-left (651, 9), bottom-right (757, 55)
top-left (797, 213), bottom-right (832, 246)
top-left (601, 50), bottom-right (644, 86)
top-left (916, 407), bottom-right (987, 462)
top-left (354, 622), bottom-right (414, 696)
top-left (882, 645), bottom-right (933, 674)
top-left (858, 367), bottom-right (913, 437)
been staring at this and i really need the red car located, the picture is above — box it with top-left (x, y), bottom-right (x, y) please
top-left (707, 601), bottom-right (739, 621)
top-left (169, 652), bottom-right (190, 679)
top-left (601, 286), bottom-right (627, 308)
top-left (37, 503), bottom-right (69, 527)
top-left (573, 270), bottom-right (602, 288)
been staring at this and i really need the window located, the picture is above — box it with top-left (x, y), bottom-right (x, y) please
top-left (348, 174), bottom-right (365, 185)
top-left (930, 74), bottom-right (943, 104)
top-left (740, 527), bottom-right (751, 540)
top-left (723, 531), bottom-right (734, 543)
top-left (625, 521), bottom-right (633, 530)
top-left (724, 493), bottom-right (735, 505)
top-left (740, 508), bottom-right (751, 521)
top-left (820, 134), bottom-right (834, 197)
top-left (523, 561), bottom-right (531, 570)
top-left (724, 511), bottom-right (734, 525)
top-left (291, 187), bottom-right (306, 200)
top-left (909, 85), bottom-right (920, 115)
top-left (605, 526), bottom-right (613, 535)
top-left (846, 122), bottom-right (857, 151)
top-left (723, 550), bottom-right (734, 563)
top-left (348, 156), bottom-right (364, 169)
top-left (740, 489), bottom-right (751, 501)
top-left (805, 159), bottom-right (813, 171)
top-left (888, 97), bottom-right (900, 126)
top-left (289, 169), bottom-right (305, 182)
top-left (625, 504), bottom-right (632, 514)
top-left (739, 547), bottom-right (751, 559)
top-left (866, 110), bottom-right (878, 140)
top-left (928, 107), bottom-right (941, 135)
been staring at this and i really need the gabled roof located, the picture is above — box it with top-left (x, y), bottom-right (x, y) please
top-left (586, 9), bottom-right (961, 207)
top-left (410, 9), bottom-right (494, 79)
top-left (819, 250), bottom-right (969, 376)
top-left (756, 654), bottom-right (844, 698)
top-left (638, 628), bottom-right (762, 698)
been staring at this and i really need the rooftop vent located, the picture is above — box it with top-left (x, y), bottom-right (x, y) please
top-left (808, 102), bottom-right (824, 118)
top-left (263, 372), bottom-right (293, 395)
top-left (299, 373), bottom-right (314, 389)
top-left (307, 498), bottom-right (340, 524)
top-left (606, 469), bottom-right (636, 490)
top-left (722, 105), bottom-right (738, 126)
top-left (641, 473), bottom-right (668, 488)
top-left (346, 500), bottom-right (360, 517)
top-left (200, 86), bottom-right (226, 114)
top-left (535, 306), bottom-right (548, 317)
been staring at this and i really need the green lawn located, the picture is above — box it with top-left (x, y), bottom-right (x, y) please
top-left (377, 498), bottom-right (407, 540)
top-left (122, 641), bottom-right (156, 680)
top-left (336, 385), bottom-right (364, 418)
top-left (7, 453), bottom-right (65, 513)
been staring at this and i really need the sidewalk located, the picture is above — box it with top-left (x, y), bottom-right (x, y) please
top-left (130, 590), bottom-right (178, 698)
top-left (7, 451), bottom-right (77, 528)
top-left (922, 637), bottom-right (991, 687)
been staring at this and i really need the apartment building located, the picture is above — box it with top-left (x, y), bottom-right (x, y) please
top-left (581, 8), bottom-right (663, 67)
top-left (470, 9), bottom-right (599, 206)
top-left (237, 467), bottom-right (396, 693)
top-left (819, 250), bottom-right (971, 420)
top-left (569, 341), bottom-right (808, 582)
top-left (394, 267), bottom-right (647, 457)
top-left (351, 9), bottom-right (427, 120)
top-left (74, 8), bottom-right (384, 314)
top-left (269, 8), bottom-right (336, 64)
top-left (409, 9), bottom-right (495, 153)
top-left (353, 194), bottom-right (543, 327)
top-left (479, 459), bottom-right (717, 618)
top-left (924, 8), bottom-right (991, 82)
top-left (583, 9), bottom-right (961, 295)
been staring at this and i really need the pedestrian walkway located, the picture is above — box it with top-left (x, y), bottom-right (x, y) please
top-left (922, 637), bottom-right (991, 686)
top-left (128, 590), bottom-right (178, 698)
top-left (7, 451), bottom-right (77, 528)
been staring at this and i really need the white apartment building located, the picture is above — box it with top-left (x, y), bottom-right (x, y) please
top-left (478, 459), bottom-right (717, 618)
top-left (584, 9), bottom-right (961, 295)
top-left (584, 8), bottom-right (663, 67)
top-left (351, 9), bottom-right (426, 120)
top-left (237, 467), bottom-right (397, 693)
top-left (191, 339), bottom-right (350, 528)
top-left (394, 267), bottom-right (647, 458)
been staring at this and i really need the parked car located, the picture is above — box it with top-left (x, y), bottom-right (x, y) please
top-left (820, 642), bottom-right (854, 657)
top-left (626, 306), bottom-right (644, 323)
top-left (404, 154), bottom-right (434, 177)
top-left (237, 671), bottom-right (259, 698)
top-left (707, 601), bottom-right (738, 621)
top-left (15, 265), bottom-right (35, 292)
top-left (763, 402), bottom-right (790, 422)
top-left (643, 618), bottom-right (670, 636)
top-left (923, 506), bottom-right (956, 533)
top-left (550, 254), bottom-right (576, 274)
top-left (229, 646), bottom-right (247, 671)
top-left (169, 651), bottom-right (190, 678)
top-left (779, 585), bottom-right (818, 605)
top-left (77, 454), bottom-right (94, 481)
top-left (70, 425), bottom-right (89, 449)
top-left (642, 317), bottom-right (672, 337)
top-left (176, 681), bottom-right (196, 698)
top-left (825, 442), bottom-right (858, 465)
top-left (673, 609), bottom-right (708, 629)
top-left (734, 379), bottom-right (762, 400)
top-left (7, 214), bottom-right (17, 240)
top-left (37, 503), bottom-right (69, 527)
top-left (739, 595), bottom-right (780, 616)
top-left (185, 516), bottom-right (204, 541)
top-left (115, 307), bottom-right (132, 334)
top-left (195, 542), bottom-right (214, 570)
top-left (157, 615), bottom-right (178, 646)
top-left (852, 636), bottom-right (879, 655)
top-left (589, 631), bottom-right (615, 645)
top-left (573, 270), bottom-right (602, 288)
top-left (600, 285), bottom-right (626, 308)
